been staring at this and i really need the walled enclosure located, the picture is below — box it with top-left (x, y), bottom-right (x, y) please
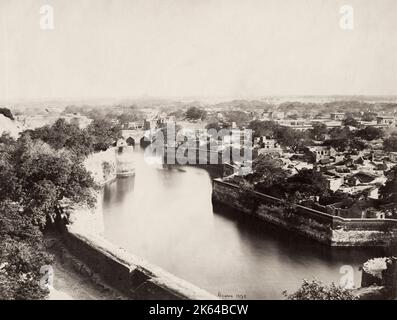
top-left (212, 179), bottom-right (397, 247)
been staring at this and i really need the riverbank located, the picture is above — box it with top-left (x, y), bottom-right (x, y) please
top-left (64, 147), bottom-right (387, 299)
top-left (212, 178), bottom-right (397, 247)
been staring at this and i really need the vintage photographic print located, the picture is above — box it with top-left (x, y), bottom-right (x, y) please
top-left (0, 0), bottom-right (396, 306)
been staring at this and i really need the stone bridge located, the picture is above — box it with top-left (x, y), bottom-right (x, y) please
top-left (121, 129), bottom-right (157, 146)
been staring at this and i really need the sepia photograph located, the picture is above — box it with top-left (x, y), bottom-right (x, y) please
top-left (0, 0), bottom-right (397, 310)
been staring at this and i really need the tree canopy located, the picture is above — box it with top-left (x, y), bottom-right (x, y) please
top-left (250, 154), bottom-right (288, 186)
top-left (283, 279), bottom-right (357, 300)
top-left (356, 126), bottom-right (384, 141)
top-left (309, 123), bottom-right (328, 141)
top-left (24, 118), bottom-right (94, 157)
top-left (342, 116), bottom-right (361, 128)
top-left (384, 134), bottom-right (397, 152)
top-left (0, 107), bottom-right (14, 120)
top-left (86, 119), bottom-right (122, 152)
top-left (379, 166), bottom-right (397, 204)
top-left (185, 107), bottom-right (207, 121)
top-left (0, 123), bottom-right (98, 299)
top-left (248, 120), bottom-right (279, 138)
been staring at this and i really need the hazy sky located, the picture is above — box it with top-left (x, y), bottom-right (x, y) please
top-left (0, 0), bottom-right (396, 101)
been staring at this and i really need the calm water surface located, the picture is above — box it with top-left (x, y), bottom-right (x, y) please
top-left (102, 147), bottom-right (381, 299)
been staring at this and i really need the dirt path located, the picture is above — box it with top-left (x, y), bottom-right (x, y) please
top-left (48, 258), bottom-right (116, 300)
top-left (45, 236), bottom-right (126, 300)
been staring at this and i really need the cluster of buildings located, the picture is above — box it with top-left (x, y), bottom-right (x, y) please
top-left (217, 110), bottom-right (396, 219)
top-left (114, 107), bottom-right (396, 221)
top-left (249, 141), bottom-right (396, 220)
top-left (260, 111), bottom-right (396, 131)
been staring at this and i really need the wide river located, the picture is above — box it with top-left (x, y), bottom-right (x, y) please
top-left (102, 147), bottom-right (381, 299)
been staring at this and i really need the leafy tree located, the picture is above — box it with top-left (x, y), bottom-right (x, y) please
top-left (283, 279), bottom-right (358, 300)
top-left (384, 134), bottom-right (397, 152)
top-left (309, 123), bottom-right (328, 140)
top-left (87, 118), bottom-right (122, 151)
top-left (0, 200), bottom-right (53, 300)
top-left (343, 116), bottom-right (361, 128)
top-left (319, 191), bottom-right (352, 206)
top-left (356, 126), bottom-right (384, 141)
top-left (349, 137), bottom-right (367, 151)
top-left (0, 237), bottom-right (53, 300)
top-left (379, 166), bottom-right (397, 204)
top-left (0, 107), bottom-right (14, 120)
top-left (324, 127), bottom-right (355, 152)
top-left (248, 120), bottom-right (279, 138)
top-left (0, 134), bottom-right (98, 299)
top-left (329, 126), bottom-right (353, 140)
top-left (185, 107), bottom-right (207, 121)
top-left (26, 117), bottom-right (122, 155)
top-left (13, 138), bottom-right (97, 225)
top-left (274, 126), bottom-right (312, 152)
top-left (25, 118), bottom-right (94, 157)
top-left (284, 169), bottom-right (329, 201)
top-left (224, 111), bottom-right (251, 127)
top-left (361, 112), bottom-right (376, 122)
top-left (168, 109), bottom-right (185, 120)
top-left (286, 113), bottom-right (299, 120)
top-left (0, 132), bottom-right (15, 145)
top-left (205, 122), bottom-right (224, 131)
top-left (255, 168), bottom-right (329, 201)
top-left (116, 113), bottom-right (139, 124)
top-left (322, 138), bottom-right (348, 152)
top-left (251, 154), bottom-right (288, 185)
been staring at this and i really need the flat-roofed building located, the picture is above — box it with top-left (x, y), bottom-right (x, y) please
top-left (330, 112), bottom-right (345, 121)
top-left (376, 116), bottom-right (395, 126)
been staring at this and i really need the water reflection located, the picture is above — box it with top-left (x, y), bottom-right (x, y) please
top-left (103, 176), bottom-right (135, 205)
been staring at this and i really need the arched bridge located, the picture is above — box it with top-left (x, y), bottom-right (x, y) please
top-left (121, 129), bottom-right (157, 146)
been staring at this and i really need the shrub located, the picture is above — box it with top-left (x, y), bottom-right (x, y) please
top-left (0, 107), bottom-right (14, 120)
top-left (283, 279), bottom-right (358, 300)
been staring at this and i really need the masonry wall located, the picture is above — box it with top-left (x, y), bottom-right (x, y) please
top-left (63, 230), bottom-right (218, 300)
top-left (212, 179), bottom-right (397, 247)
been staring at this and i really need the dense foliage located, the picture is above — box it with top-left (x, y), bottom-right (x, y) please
top-left (185, 106), bottom-right (207, 121)
top-left (226, 154), bottom-right (328, 203)
top-left (0, 107), bottom-right (14, 120)
top-left (283, 279), bottom-right (358, 300)
top-left (63, 104), bottom-right (145, 123)
top-left (356, 126), bottom-right (384, 141)
top-left (255, 168), bottom-right (329, 202)
top-left (379, 166), bottom-right (397, 204)
top-left (0, 119), bottom-right (100, 299)
top-left (86, 118), bottom-right (122, 151)
top-left (248, 120), bottom-right (313, 152)
top-left (384, 133), bottom-right (397, 152)
top-left (23, 118), bottom-right (121, 156)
